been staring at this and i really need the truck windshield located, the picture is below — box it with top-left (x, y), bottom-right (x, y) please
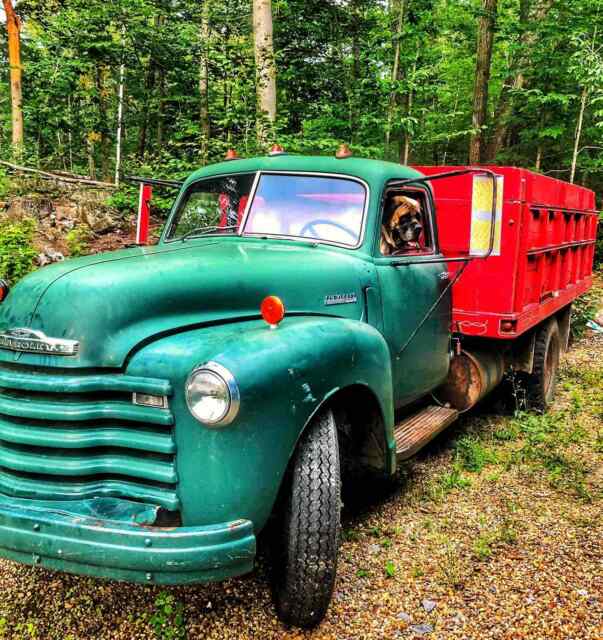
top-left (243, 174), bottom-right (366, 247)
top-left (166, 172), bottom-right (366, 247)
top-left (166, 173), bottom-right (256, 240)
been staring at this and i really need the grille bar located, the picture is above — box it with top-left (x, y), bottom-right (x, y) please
top-left (0, 443), bottom-right (177, 484)
top-left (0, 395), bottom-right (173, 426)
top-left (0, 417), bottom-right (175, 455)
top-left (0, 369), bottom-right (172, 396)
top-left (0, 471), bottom-right (179, 511)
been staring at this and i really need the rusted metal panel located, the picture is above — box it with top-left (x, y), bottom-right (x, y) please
top-left (434, 349), bottom-right (505, 412)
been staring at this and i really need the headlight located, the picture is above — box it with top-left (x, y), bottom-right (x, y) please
top-left (185, 361), bottom-right (240, 427)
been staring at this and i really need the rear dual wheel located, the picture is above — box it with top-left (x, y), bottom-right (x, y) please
top-left (272, 409), bottom-right (341, 628)
top-left (524, 319), bottom-right (562, 412)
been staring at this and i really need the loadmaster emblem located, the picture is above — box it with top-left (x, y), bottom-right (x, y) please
top-left (324, 293), bottom-right (358, 306)
top-left (0, 328), bottom-right (79, 356)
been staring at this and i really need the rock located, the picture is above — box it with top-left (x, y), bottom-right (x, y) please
top-left (451, 613), bottom-right (465, 625)
top-left (37, 248), bottom-right (64, 266)
top-left (397, 612), bottom-right (412, 623)
top-left (422, 599), bottom-right (437, 613)
top-left (409, 623), bottom-right (433, 635)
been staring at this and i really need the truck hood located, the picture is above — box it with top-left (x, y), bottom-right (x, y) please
top-left (0, 239), bottom-right (365, 368)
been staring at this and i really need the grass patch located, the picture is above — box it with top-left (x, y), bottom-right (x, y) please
top-left (508, 410), bottom-right (593, 500)
top-left (455, 435), bottom-right (498, 472)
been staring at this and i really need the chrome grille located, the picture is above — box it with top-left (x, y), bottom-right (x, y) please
top-left (0, 363), bottom-right (178, 511)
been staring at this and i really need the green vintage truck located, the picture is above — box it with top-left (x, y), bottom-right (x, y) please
top-left (0, 151), bottom-right (597, 627)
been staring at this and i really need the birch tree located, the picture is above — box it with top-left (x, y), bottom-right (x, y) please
top-left (252, 0), bottom-right (276, 144)
top-left (568, 31), bottom-right (603, 183)
top-left (199, 0), bottom-right (210, 162)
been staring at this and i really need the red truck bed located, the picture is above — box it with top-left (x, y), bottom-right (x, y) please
top-left (414, 166), bottom-right (599, 339)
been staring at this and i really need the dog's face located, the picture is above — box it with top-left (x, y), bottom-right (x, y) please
top-left (387, 197), bottom-right (423, 246)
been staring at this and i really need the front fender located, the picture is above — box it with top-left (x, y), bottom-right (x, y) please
top-left (126, 316), bottom-right (394, 532)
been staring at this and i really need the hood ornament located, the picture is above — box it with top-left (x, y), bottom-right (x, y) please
top-left (0, 328), bottom-right (79, 356)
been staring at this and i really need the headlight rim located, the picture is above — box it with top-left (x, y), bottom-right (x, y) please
top-left (185, 360), bottom-right (240, 427)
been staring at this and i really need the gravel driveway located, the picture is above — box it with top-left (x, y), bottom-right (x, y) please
top-left (0, 330), bottom-right (601, 639)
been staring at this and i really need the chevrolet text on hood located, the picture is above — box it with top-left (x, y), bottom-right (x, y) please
top-left (0, 150), bottom-right (596, 629)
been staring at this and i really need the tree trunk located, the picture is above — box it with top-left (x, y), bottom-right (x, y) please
top-left (138, 62), bottom-right (156, 159)
top-left (3, 0), bottom-right (24, 152)
top-left (400, 57), bottom-right (417, 165)
top-left (157, 72), bottom-right (165, 149)
top-left (115, 32), bottom-right (126, 186)
top-left (96, 66), bottom-right (110, 180)
top-left (385, 0), bottom-right (406, 153)
top-left (469, 0), bottom-right (498, 164)
top-left (252, 0), bottom-right (277, 145)
top-left (570, 87), bottom-right (588, 184)
top-left (199, 1), bottom-right (211, 162)
top-left (486, 0), bottom-right (554, 161)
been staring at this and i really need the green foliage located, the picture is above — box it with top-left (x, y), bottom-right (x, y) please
top-left (0, 219), bottom-right (38, 284)
top-left (3, 0), bottom-right (603, 208)
top-left (149, 591), bottom-right (185, 640)
top-left (0, 168), bottom-right (10, 199)
top-left (571, 284), bottom-right (603, 338)
top-left (65, 226), bottom-right (93, 257)
top-left (384, 559), bottom-right (397, 578)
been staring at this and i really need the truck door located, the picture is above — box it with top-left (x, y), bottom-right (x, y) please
top-left (375, 186), bottom-right (451, 408)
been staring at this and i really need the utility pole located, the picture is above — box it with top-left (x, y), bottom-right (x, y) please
top-left (3, 0), bottom-right (24, 154)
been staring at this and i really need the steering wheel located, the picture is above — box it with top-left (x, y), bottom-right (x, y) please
top-left (299, 219), bottom-right (357, 241)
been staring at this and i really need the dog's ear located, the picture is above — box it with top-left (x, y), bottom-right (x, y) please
top-left (391, 195), bottom-right (421, 212)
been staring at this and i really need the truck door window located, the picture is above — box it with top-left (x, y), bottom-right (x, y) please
top-left (380, 190), bottom-right (433, 256)
top-left (166, 173), bottom-right (256, 240)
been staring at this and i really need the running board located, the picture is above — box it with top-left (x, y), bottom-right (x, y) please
top-left (394, 405), bottom-right (458, 460)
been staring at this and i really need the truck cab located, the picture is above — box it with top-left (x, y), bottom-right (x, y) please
top-left (0, 153), bottom-right (596, 628)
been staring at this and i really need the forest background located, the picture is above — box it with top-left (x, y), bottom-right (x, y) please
top-left (2, 0), bottom-right (603, 216)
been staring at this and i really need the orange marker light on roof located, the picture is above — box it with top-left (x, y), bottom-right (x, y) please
top-left (269, 144), bottom-right (285, 155)
top-left (336, 143), bottom-right (353, 159)
top-left (0, 279), bottom-right (9, 303)
top-left (261, 295), bottom-right (285, 327)
top-left (225, 149), bottom-right (239, 161)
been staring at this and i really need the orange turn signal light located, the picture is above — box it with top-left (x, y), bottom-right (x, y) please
top-left (0, 279), bottom-right (9, 303)
top-left (261, 295), bottom-right (285, 327)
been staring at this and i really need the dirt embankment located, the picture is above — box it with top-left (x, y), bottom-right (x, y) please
top-left (0, 178), bottom-right (139, 260)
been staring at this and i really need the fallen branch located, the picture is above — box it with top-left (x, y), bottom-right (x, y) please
top-left (0, 160), bottom-right (117, 189)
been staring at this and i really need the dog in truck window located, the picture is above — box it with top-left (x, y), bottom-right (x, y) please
top-left (380, 195), bottom-right (424, 255)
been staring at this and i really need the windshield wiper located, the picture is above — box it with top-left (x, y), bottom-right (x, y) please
top-left (181, 225), bottom-right (238, 242)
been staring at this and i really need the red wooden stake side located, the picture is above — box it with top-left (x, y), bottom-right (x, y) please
top-left (136, 183), bottom-right (152, 245)
top-left (414, 166), bottom-right (599, 339)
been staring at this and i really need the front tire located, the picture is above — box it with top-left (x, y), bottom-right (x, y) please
top-left (524, 319), bottom-right (561, 411)
top-left (272, 409), bottom-right (341, 628)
